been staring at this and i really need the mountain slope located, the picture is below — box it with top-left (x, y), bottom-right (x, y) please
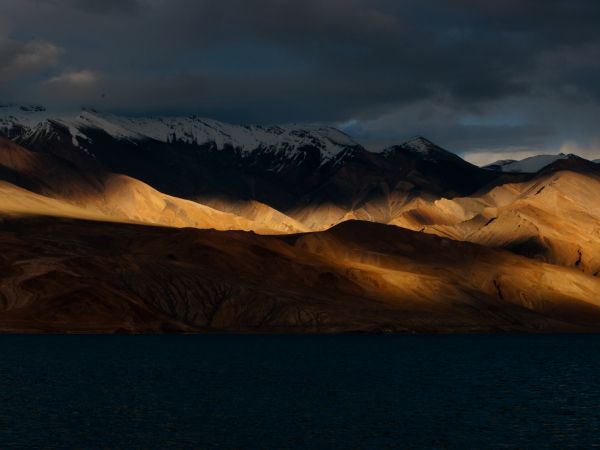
top-left (393, 168), bottom-right (600, 275)
top-left (1, 217), bottom-right (599, 333)
top-left (0, 137), bottom-right (301, 232)
top-left (1, 106), bottom-right (510, 224)
top-left (381, 137), bottom-right (501, 195)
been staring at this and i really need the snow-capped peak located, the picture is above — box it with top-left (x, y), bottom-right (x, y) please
top-left (0, 105), bottom-right (360, 162)
top-left (482, 153), bottom-right (573, 173)
top-left (382, 136), bottom-right (464, 163)
top-left (401, 136), bottom-right (439, 154)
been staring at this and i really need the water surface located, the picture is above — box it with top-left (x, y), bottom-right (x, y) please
top-left (0, 335), bottom-right (599, 449)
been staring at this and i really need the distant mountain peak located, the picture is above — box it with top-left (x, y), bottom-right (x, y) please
top-left (402, 136), bottom-right (438, 153)
top-left (381, 136), bottom-right (467, 165)
top-left (482, 153), bottom-right (583, 173)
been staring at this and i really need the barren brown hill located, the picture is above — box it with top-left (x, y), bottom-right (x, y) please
top-left (0, 217), bottom-right (599, 333)
top-left (391, 169), bottom-right (600, 275)
top-left (201, 197), bottom-right (309, 233)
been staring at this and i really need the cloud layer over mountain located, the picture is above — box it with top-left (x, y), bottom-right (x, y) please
top-left (1, 0), bottom-right (600, 161)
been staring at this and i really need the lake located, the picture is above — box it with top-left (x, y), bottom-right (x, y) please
top-left (0, 335), bottom-right (598, 449)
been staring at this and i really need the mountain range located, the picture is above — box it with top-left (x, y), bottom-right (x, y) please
top-left (1, 104), bottom-right (599, 333)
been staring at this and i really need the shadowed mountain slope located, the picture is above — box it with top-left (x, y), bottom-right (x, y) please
top-left (0, 137), bottom-right (305, 233)
top-left (0, 217), bottom-right (599, 333)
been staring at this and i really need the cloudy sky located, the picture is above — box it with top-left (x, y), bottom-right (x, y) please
top-left (1, 0), bottom-right (600, 163)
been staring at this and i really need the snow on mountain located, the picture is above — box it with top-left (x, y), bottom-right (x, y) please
top-left (0, 104), bottom-right (50, 136)
top-left (482, 154), bottom-right (572, 173)
top-left (401, 136), bottom-right (439, 154)
top-left (382, 136), bottom-right (465, 163)
top-left (0, 104), bottom-right (360, 162)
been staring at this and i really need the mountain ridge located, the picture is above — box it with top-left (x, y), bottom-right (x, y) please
top-left (0, 105), bottom-right (361, 162)
top-left (482, 153), bottom-right (591, 173)
top-left (2, 105), bottom-right (511, 220)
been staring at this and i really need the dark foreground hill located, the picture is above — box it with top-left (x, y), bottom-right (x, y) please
top-left (1, 217), bottom-right (599, 333)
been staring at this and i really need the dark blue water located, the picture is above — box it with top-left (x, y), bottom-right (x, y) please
top-left (0, 335), bottom-right (599, 449)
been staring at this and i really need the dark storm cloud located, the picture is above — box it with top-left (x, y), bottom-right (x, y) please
top-left (33, 0), bottom-right (142, 14)
top-left (1, 0), bottom-right (600, 159)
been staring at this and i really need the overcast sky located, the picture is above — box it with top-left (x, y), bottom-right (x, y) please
top-left (1, 0), bottom-right (600, 163)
